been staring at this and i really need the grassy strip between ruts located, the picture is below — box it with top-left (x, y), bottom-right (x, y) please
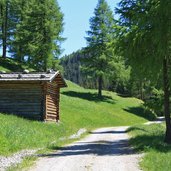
top-left (128, 123), bottom-right (171, 171)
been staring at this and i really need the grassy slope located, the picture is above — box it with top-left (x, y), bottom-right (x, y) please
top-left (60, 81), bottom-right (154, 129)
top-left (0, 57), bottom-right (155, 156)
top-left (0, 79), bottom-right (154, 156)
top-left (0, 57), bottom-right (35, 72)
top-left (128, 124), bottom-right (171, 171)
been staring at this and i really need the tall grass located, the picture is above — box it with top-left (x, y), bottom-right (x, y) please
top-left (0, 114), bottom-right (72, 155)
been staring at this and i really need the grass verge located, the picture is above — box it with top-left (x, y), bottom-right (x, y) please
top-left (7, 156), bottom-right (37, 171)
top-left (127, 123), bottom-right (171, 171)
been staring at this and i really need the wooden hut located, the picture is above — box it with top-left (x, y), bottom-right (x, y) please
top-left (0, 71), bottom-right (67, 122)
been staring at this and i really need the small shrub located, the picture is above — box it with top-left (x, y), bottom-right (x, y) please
top-left (144, 88), bottom-right (164, 116)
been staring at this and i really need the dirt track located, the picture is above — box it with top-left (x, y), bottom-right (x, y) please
top-left (31, 126), bottom-right (142, 171)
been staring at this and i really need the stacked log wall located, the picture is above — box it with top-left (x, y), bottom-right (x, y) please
top-left (0, 83), bottom-right (43, 120)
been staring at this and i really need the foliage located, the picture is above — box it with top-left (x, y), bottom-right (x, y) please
top-left (0, 80), bottom-right (155, 156)
top-left (116, 0), bottom-right (171, 143)
top-left (116, 0), bottom-right (171, 86)
top-left (127, 124), bottom-right (171, 171)
top-left (0, 0), bottom-right (64, 71)
top-left (60, 47), bottom-right (131, 95)
top-left (144, 88), bottom-right (164, 116)
top-left (60, 49), bottom-right (91, 87)
top-left (104, 43), bottom-right (131, 94)
top-left (0, 0), bottom-right (12, 58)
top-left (84, 0), bottom-right (116, 96)
top-left (52, 59), bottom-right (64, 74)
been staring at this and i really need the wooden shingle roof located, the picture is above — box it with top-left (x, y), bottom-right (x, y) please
top-left (0, 71), bottom-right (67, 87)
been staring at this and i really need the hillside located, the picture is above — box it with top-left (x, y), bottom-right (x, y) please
top-left (0, 81), bottom-right (155, 156)
top-left (60, 81), bottom-right (154, 128)
top-left (0, 58), bottom-right (155, 156)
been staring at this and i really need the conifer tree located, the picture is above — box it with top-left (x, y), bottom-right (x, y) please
top-left (0, 0), bottom-right (64, 71)
top-left (84, 0), bottom-right (115, 97)
top-left (8, 0), bottom-right (28, 62)
top-left (0, 0), bottom-right (11, 58)
top-left (11, 0), bottom-right (64, 71)
top-left (116, 0), bottom-right (171, 143)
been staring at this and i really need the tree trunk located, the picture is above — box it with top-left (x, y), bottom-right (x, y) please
top-left (163, 58), bottom-right (171, 144)
top-left (18, 46), bottom-right (24, 62)
top-left (18, 1), bottom-right (25, 62)
top-left (98, 75), bottom-right (103, 97)
top-left (140, 81), bottom-right (144, 100)
top-left (0, 5), bottom-right (4, 57)
top-left (2, 2), bottom-right (8, 58)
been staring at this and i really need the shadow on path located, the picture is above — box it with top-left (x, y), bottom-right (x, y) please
top-left (39, 129), bottom-right (136, 158)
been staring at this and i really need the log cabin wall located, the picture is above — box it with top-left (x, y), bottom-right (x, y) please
top-left (0, 83), bottom-right (43, 120)
top-left (45, 80), bottom-right (59, 122)
top-left (0, 72), bottom-right (66, 122)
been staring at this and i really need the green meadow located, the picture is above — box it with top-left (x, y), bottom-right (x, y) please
top-left (0, 80), bottom-right (154, 156)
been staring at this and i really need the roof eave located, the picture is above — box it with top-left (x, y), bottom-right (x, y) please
top-left (50, 71), bottom-right (67, 88)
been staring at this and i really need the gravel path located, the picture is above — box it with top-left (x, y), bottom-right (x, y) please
top-left (31, 126), bottom-right (143, 171)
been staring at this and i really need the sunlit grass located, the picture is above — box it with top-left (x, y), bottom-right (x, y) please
top-left (0, 57), bottom-right (35, 72)
top-left (128, 124), bottom-right (171, 171)
top-left (0, 80), bottom-right (155, 156)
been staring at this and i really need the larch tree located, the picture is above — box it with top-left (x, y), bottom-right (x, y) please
top-left (0, 0), bottom-right (12, 58)
top-left (84, 0), bottom-right (115, 97)
top-left (8, 0), bottom-right (29, 62)
top-left (11, 0), bottom-right (64, 71)
top-left (0, 0), bottom-right (8, 58)
top-left (116, 0), bottom-right (171, 143)
top-left (0, 0), bottom-right (64, 72)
